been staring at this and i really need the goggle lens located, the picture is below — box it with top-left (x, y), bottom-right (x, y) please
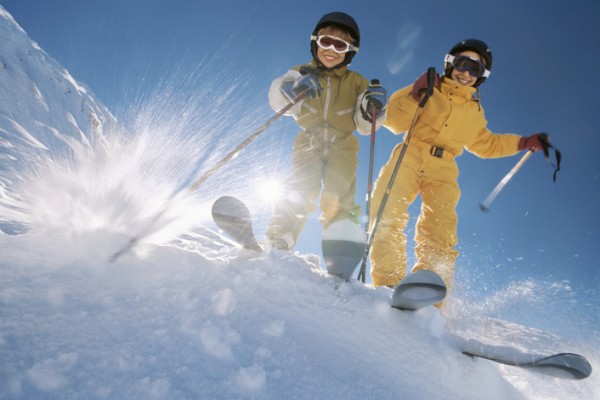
top-left (311, 35), bottom-right (358, 54)
top-left (445, 54), bottom-right (490, 78)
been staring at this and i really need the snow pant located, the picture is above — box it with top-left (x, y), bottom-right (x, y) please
top-left (266, 131), bottom-right (362, 249)
top-left (369, 140), bottom-right (460, 293)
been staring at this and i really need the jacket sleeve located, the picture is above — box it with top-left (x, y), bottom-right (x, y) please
top-left (382, 86), bottom-right (419, 135)
top-left (354, 88), bottom-right (386, 135)
top-left (268, 69), bottom-right (303, 117)
top-left (466, 126), bottom-right (522, 158)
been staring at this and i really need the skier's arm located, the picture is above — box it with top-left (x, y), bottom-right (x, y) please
top-left (466, 126), bottom-right (522, 158)
top-left (382, 86), bottom-right (419, 135)
top-left (268, 69), bottom-right (304, 117)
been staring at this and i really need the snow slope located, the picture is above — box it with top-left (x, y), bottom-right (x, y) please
top-left (0, 6), bottom-right (598, 400)
top-left (1, 228), bottom-right (598, 400)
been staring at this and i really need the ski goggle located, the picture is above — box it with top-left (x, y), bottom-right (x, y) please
top-left (311, 35), bottom-right (359, 54)
top-left (444, 54), bottom-right (491, 78)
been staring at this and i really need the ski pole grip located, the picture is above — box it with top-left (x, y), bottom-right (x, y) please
top-left (419, 67), bottom-right (437, 108)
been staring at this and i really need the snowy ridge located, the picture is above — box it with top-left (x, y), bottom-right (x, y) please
top-left (0, 6), bottom-right (120, 224)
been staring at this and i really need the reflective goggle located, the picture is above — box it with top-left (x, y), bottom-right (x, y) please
top-left (311, 35), bottom-right (359, 54)
top-left (444, 54), bottom-right (490, 78)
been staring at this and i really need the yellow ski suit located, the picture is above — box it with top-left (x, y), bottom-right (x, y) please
top-left (266, 62), bottom-right (378, 249)
top-left (370, 78), bottom-right (521, 292)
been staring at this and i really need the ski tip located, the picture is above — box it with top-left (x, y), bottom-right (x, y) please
top-left (211, 195), bottom-right (263, 252)
top-left (390, 270), bottom-right (447, 311)
top-left (479, 203), bottom-right (490, 213)
top-left (322, 239), bottom-right (366, 280)
top-left (462, 351), bottom-right (593, 380)
top-left (212, 196), bottom-right (249, 217)
top-left (533, 353), bottom-right (593, 380)
top-left (402, 270), bottom-right (445, 286)
top-left (322, 219), bottom-right (366, 244)
top-left (214, 195), bottom-right (240, 203)
top-left (322, 219), bottom-right (367, 281)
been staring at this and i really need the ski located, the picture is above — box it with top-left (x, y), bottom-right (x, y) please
top-left (211, 196), bottom-right (263, 251)
top-left (390, 270), bottom-right (447, 311)
top-left (462, 350), bottom-right (592, 380)
top-left (322, 220), bottom-right (367, 280)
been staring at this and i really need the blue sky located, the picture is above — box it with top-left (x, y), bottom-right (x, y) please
top-left (3, 0), bottom-right (599, 337)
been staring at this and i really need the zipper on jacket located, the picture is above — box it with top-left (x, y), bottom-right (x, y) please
top-left (323, 76), bottom-right (332, 158)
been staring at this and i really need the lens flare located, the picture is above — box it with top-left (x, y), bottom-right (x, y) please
top-left (257, 178), bottom-right (283, 203)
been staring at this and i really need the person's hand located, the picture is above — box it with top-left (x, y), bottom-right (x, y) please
top-left (518, 133), bottom-right (547, 152)
top-left (281, 74), bottom-right (322, 101)
top-left (410, 69), bottom-right (440, 101)
top-left (362, 80), bottom-right (387, 122)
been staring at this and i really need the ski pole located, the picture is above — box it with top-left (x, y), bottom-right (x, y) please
top-left (480, 133), bottom-right (560, 212)
top-left (187, 94), bottom-right (305, 191)
top-left (357, 80), bottom-right (380, 283)
top-left (366, 67), bottom-right (436, 249)
top-left (109, 93), bottom-right (305, 262)
top-left (479, 150), bottom-right (533, 212)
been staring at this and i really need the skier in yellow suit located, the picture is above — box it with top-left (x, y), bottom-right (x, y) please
top-left (370, 39), bottom-right (546, 298)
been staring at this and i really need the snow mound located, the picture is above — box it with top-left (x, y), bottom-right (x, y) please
top-left (2, 228), bottom-right (598, 399)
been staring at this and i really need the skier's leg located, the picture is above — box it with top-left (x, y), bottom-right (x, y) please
top-left (266, 133), bottom-right (321, 250)
top-left (320, 135), bottom-right (361, 226)
top-left (369, 145), bottom-right (420, 287)
top-left (412, 169), bottom-right (460, 293)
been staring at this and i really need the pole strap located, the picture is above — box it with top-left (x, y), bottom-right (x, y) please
top-left (538, 133), bottom-right (561, 182)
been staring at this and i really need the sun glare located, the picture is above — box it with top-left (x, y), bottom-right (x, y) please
top-left (257, 178), bottom-right (284, 202)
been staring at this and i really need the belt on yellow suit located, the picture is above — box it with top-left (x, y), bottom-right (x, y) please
top-left (408, 140), bottom-right (455, 159)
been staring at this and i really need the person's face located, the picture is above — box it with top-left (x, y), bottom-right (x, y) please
top-left (315, 27), bottom-right (355, 69)
top-left (451, 50), bottom-right (482, 86)
top-left (317, 42), bottom-right (346, 69)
